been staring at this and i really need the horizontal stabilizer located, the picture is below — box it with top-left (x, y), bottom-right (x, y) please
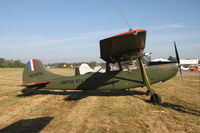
top-left (21, 81), bottom-right (50, 86)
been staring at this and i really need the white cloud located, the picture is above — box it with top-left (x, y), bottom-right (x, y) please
top-left (0, 35), bottom-right (41, 41)
top-left (1, 24), bottom-right (200, 61)
top-left (0, 28), bottom-right (127, 48)
top-left (148, 23), bottom-right (187, 30)
top-left (147, 30), bottom-right (200, 44)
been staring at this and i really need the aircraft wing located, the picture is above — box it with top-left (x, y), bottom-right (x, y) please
top-left (100, 29), bottom-right (146, 62)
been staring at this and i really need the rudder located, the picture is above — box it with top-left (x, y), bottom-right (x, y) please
top-left (22, 59), bottom-right (61, 86)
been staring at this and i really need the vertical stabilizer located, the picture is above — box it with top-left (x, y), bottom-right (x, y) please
top-left (22, 59), bottom-right (61, 85)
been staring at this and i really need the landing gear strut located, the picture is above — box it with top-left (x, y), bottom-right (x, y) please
top-left (138, 57), bottom-right (162, 104)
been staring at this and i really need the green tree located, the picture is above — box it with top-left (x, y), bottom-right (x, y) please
top-left (168, 56), bottom-right (177, 62)
top-left (0, 58), bottom-right (25, 68)
top-left (0, 58), bottom-right (6, 67)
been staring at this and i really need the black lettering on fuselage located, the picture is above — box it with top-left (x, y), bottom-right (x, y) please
top-left (61, 78), bottom-right (86, 84)
top-left (29, 72), bottom-right (43, 78)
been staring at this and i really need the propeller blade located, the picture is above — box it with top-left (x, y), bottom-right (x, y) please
top-left (174, 41), bottom-right (183, 79)
top-left (174, 41), bottom-right (180, 64)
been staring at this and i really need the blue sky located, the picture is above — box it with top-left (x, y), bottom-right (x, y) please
top-left (0, 0), bottom-right (200, 63)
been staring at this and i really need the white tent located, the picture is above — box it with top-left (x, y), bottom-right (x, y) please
top-left (151, 58), bottom-right (170, 62)
top-left (75, 63), bottom-right (94, 75)
top-left (180, 59), bottom-right (198, 65)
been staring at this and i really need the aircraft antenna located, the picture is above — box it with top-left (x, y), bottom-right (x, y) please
top-left (199, 70), bottom-right (200, 88)
top-left (112, 0), bottom-right (132, 30)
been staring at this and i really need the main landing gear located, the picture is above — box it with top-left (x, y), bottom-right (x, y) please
top-left (138, 57), bottom-right (162, 104)
top-left (150, 94), bottom-right (162, 104)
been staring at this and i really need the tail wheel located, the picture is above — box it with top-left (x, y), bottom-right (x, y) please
top-left (22, 88), bottom-right (35, 95)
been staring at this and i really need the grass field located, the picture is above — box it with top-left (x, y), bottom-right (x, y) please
top-left (0, 68), bottom-right (200, 133)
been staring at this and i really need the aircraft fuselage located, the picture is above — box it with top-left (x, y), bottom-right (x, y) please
top-left (43, 63), bottom-right (178, 90)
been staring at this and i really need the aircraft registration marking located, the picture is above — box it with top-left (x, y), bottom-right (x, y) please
top-left (61, 78), bottom-right (85, 84)
top-left (29, 72), bottom-right (43, 77)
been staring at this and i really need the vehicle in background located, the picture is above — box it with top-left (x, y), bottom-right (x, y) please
top-left (189, 65), bottom-right (199, 71)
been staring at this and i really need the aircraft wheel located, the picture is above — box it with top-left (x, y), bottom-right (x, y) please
top-left (150, 94), bottom-right (162, 104)
top-left (145, 90), bottom-right (150, 96)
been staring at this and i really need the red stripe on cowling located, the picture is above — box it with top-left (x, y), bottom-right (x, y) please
top-left (159, 65), bottom-right (171, 69)
top-left (32, 59), bottom-right (37, 71)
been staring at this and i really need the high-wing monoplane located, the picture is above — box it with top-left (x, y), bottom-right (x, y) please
top-left (21, 29), bottom-right (180, 104)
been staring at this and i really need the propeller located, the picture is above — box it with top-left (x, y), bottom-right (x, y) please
top-left (174, 41), bottom-right (183, 79)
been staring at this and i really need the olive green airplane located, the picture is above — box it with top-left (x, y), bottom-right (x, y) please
top-left (21, 29), bottom-right (181, 104)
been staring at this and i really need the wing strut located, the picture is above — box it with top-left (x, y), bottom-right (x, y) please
top-left (138, 57), bottom-right (162, 104)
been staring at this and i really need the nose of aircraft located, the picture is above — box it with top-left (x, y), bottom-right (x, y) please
top-left (159, 63), bottom-right (179, 82)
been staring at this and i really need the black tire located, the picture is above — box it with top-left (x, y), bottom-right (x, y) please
top-left (145, 90), bottom-right (151, 96)
top-left (150, 94), bottom-right (162, 104)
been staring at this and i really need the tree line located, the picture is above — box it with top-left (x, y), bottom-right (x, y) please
top-left (48, 62), bottom-right (106, 69)
top-left (0, 56), bottom-right (198, 68)
top-left (0, 58), bottom-right (25, 68)
top-left (0, 58), bottom-right (106, 68)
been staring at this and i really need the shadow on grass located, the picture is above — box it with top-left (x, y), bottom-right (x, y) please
top-left (161, 102), bottom-right (200, 117)
top-left (146, 100), bottom-right (200, 117)
top-left (17, 88), bottom-right (146, 101)
top-left (0, 117), bottom-right (53, 133)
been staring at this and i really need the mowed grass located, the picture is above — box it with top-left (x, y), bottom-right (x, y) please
top-left (0, 68), bottom-right (200, 133)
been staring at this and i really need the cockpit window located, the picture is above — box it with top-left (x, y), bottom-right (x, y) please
top-left (120, 59), bottom-right (139, 71)
top-left (141, 55), bottom-right (151, 65)
top-left (109, 62), bottom-right (120, 71)
top-left (107, 55), bottom-right (150, 72)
